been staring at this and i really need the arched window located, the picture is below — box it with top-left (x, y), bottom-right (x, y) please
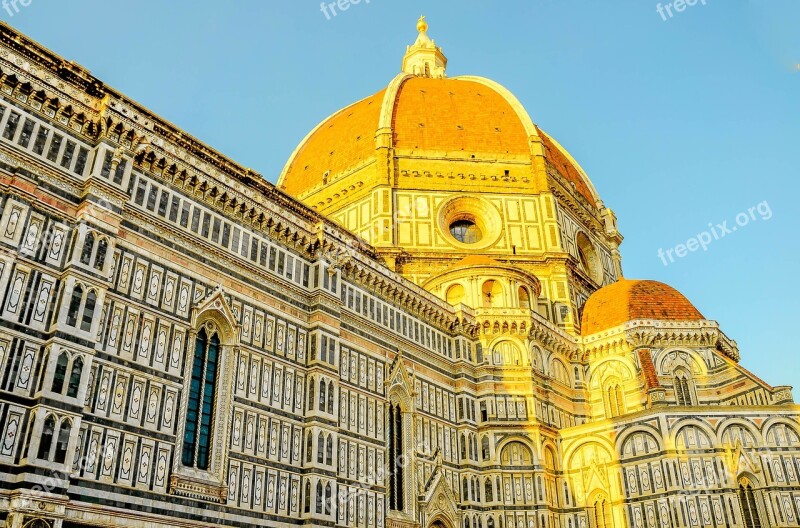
top-left (308, 378), bottom-right (315, 411)
top-left (319, 379), bottom-right (326, 411)
top-left (481, 280), bottom-right (502, 307)
top-left (738, 479), bottom-right (762, 528)
top-left (326, 435), bottom-right (333, 465)
top-left (460, 435), bottom-right (467, 460)
top-left (481, 436), bottom-right (490, 460)
top-left (500, 442), bottom-right (533, 466)
top-left (317, 432), bottom-right (325, 463)
top-left (591, 493), bottom-right (612, 528)
top-left (674, 369), bottom-right (694, 406)
top-left (54, 420), bottom-right (71, 463)
top-left (66, 285), bottom-right (83, 327)
top-left (518, 286), bottom-right (531, 309)
top-left (388, 403), bottom-right (404, 511)
top-left (306, 432), bottom-right (313, 463)
top-left (94, 238), bottom-right (108, 270)
top-left (485, 478), bottom-right (493, 501)
top-left (487, 518), bottom-right (495, 528)
top-left (80, 290), bottom-right (96, 332)
top-left (304, 481), bottom-right (311, 513)
top-left (316, 481), bottom-right (324, 513)
top-left (80, 232), bottom-right (94, 265)
top-left (51, 353), bottom-right (69, 393)
top-left (605, 382), bottom-right (624, 418)
top-left (462, 478), bottom-right (469, 501)
top-left (181, 327), bottom-right (220, 470)
top-left (37, 415), bottom-right (56, 460)
top-left (327, 381), bottom-right (334, 414)
top-left (324, 482), bottom-right (332, 515)
top-left (66, 357), bottom-right (83, 398)
top-left (446, 284), bottom-right (465, 306)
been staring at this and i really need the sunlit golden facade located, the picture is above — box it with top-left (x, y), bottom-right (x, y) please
top-left (0, 17), bottom-right (797, 528)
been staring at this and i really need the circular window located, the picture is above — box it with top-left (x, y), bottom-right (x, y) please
top-left (449, 219), bottom-right (482, 244)
top-left (438, 196), bottom-right (502, 249)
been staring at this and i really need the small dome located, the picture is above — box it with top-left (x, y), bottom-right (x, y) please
top-left (581, 279), bottom-right (704, 335)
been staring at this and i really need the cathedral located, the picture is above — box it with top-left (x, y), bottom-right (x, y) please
top-left (0, 16), bottom-right (797, 528)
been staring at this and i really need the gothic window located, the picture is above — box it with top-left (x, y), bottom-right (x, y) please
top-left (325, 435), bottom-right (333, 465)
top-left (487, 518), bottom-right (495, 528)
top-left (481, 435), bottom-right (490, 460)
top-left (66, 357), bottom-right (83, 398)
top-left (462, 478), bottom-right (469, 501)
top-left (51, 353), bottom-right (68, 393)
top-left (317, 433), bottom-right (325, 463)
top-left (304, 481), bottom-right (311, 513)
top-left (590, 493), bottom-right (612, 528)
top-left (605, 381), bottom-right (624, 418)
top-left (65, 285), bottom-right (83, 327)
top-left (94, 238), bottom-right (108, 270)
top-left (319, 379), bottom-right (326, 411)
top-left (388, 403), bottom-right (404, 511)
top-left (485, 478), bottom-right (493, 501)
top-left (81, 290), bottom-right (96, 332)
top-left (327, 381), bottom-right (334, 414)
top-left (53, 420), bottom-right (71, 463)
top-left (316, 481), bottom-right (324, 513)
top-left (674, 368), bottom-right (694, 406)
top-left (324, 483), bottom-right (332, 515)
top-left (36, 415), bottom-right (55, 460)
top-left (80, 232), bottom-right (94, 265)
top-left (306, 432), bottom-right (313, 463)
top-left (738, 479), bottom-right (762, 528)
top-left (181, 327), bottom-right (220, 470)
top-left (308, 378), bottom-right (315, 411)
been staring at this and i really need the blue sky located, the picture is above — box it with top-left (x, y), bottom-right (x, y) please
top-left (5, 1), bottom-right (798, 396)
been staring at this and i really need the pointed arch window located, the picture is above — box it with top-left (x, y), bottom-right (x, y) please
top-left (591, 493), bottom-right (612, 528)
top-left (316, 481), bottom-right (324, 513)
top-left (66, 357), bottom-right (83, 398)
top-left (324, 482), bottom-right (332, 515)
top-left (326, 435), bottom-right (333, 465)
top-left (65, 285), bottom-right (83, 327)
top-left (81, 290), bottom-right (96, 332)
top-left (674, 369), bottom-right (694, 406)
top-left (327, 381), bottom-right (335, 414)
top-left (319, 379), bottom-right (327, 411)
top-left (305, 432), bottom-right (313, 463)
top-left (182, 327), bottom-right (220, 470)
top-left (738, 479), bottom-right (762, 528)
top-left (304, 481), bottom-right (312, 513)
top-left (605, 382), bottom-right (624, 418)
top-left (37, 415), bottom-right (56, 460)
top-left (308, 378), bottom-right (315, 411)
top-left (317, 432), bottom-right (325, 463)
top-left (54, 420), bottom-right (71, 463)
top-left (388, 403), bottom-right (404, 511)
top-left (52, 353), bottom-right (69, 393)
top-left (80, 232), bottom-right (95, 265)
top-left (94, 238), bottom-right (108, 270)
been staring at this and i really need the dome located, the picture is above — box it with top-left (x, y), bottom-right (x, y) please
top-left (278, 20), bottom-right (599, 207)
top-left (581, 279), bottom-right (704, 335)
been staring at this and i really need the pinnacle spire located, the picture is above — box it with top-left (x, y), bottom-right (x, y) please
top-left (402, 16), bottom-right (447, 78)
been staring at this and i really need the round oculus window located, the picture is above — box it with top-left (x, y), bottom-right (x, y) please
top-left (449, 219), bottom-right (482, 244)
